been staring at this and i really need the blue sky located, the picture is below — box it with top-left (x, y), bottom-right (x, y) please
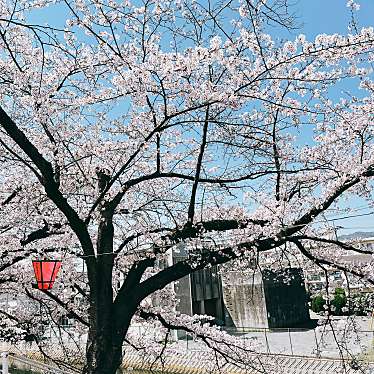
top-left (294, 0), bottom-right (374, 38)
top-left (295, 1), bottom-right (374, 236)
top-left (31, 0), bottom-right (374, 37)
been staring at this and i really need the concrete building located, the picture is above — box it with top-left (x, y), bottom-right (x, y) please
top-left (222, 268), bottom-right (310, 328)
top-left (172, 247), bottom-right (224, 324)
top-left (172, 245), bottom-right (311, 329)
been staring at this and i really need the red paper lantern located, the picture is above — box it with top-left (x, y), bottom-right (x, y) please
top-left (32, 260), bottom-right (62, 290)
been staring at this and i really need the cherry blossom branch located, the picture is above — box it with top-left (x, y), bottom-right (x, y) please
top-left (291, 239), bottom-right (374, 284)
top-left (291, 235), bottom-right (374, 255)
top-left (0, 247), bottom-right (57, 272)
top-left (87, 101), bottom-right (218, 221)
top-left (186, 106), bottom-right (210, 225)
top-left (138, 309), bottom-right (266, 372)
top-left (0, 105), bottom-right (95, 259)
top-left (115, 227), bottom-right (173, 255)
top-left (281, 167), bottom-right (374, 237)
top-left (20, 222), bottom-right (64, 247)
top-left (29, 288), bottom-right (89, 327)
top-left (1, 187), bottom-right (21, 206)
top-left (245, 0), bottom-right (297, 29)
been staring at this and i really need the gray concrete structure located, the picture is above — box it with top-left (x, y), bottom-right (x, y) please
top-left (222, 268), bottom-right (310, 328)
top-left (190, 266), bottom-right (224, 322)
top-left (222, 271), bottom-right (268, 328)
top-left (172, 248), bottom-right (224, 338)
top-left (171, 246), bottom-right (310, 329)
top-left (173, 247), bottom-right (224, 323)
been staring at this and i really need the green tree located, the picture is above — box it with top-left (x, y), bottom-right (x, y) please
top-left (331, 288), bottom-right (347, 315)
top-left (311, 295), bottom-right (326, 313)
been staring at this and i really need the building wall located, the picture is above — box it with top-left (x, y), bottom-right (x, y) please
top-left (262, 268), bottom-right (310, 328)
top-left (222, 269), bottom-right (310, 328)
top-left (171, 245), bottom-right (310, 329)
top-left (173, 252), bottom-right (224, 322)
top-left (174, 271), bottom-right (193, 317)
top-left (222, 272), bottom-right (268, 328)
top-left (190, 266), bottom-right (224, 322)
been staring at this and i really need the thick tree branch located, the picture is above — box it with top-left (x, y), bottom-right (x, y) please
top-left (291, 239), bottom-right (374, 285)
top-left (0, 105), bottom-right (95, 260)
top-left (135, 240), bottom-right (261, 302)
top-left (26, 288), bottom-right (89, 327)
top-left (114, 258), bottom-right (155, 310)
top-left (187, 106), bottom-right (210, 224)
top-left (20, 222), bottom-right (64, 247)
top-left (167, 218), bottom-right (267, 242)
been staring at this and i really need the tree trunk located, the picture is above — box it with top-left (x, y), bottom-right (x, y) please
top-left (83, 210), bottom-right (120, 374)
top-left (84, 322), bottom-right (127, 374)
top-left (83, 210), bottom-right (137, 374)
top-left (83, 293), bottom-right (136, 374)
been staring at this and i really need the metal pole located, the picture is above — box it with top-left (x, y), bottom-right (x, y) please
top-left (1, 351), bottom-right (9, 374)
top-left (314, 328), bottom-right (320, 357)
top-left (288, 328), bottom-right (294, 355)
top-left (264, 329), bottom-right (270, 353)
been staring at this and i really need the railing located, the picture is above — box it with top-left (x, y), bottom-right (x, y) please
top-left (172, 325), bottom-right (374, 360)
top-left (1, 350), bottom-right (76, 374)
top-left (11, 353), bottom-right (72, 373)
top-left (1, 322), bottom-right (373, 372)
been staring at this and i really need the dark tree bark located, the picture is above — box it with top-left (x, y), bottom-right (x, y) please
top-left (83, 203), bottom-right (144, 374)
top-left (84, 310), bottom-right (131, 374)
top-left (85, 210), bottom-right (118, 374)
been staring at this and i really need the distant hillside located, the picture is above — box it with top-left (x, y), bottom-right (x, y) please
top-left (339, 231), bottom-right (374, 240)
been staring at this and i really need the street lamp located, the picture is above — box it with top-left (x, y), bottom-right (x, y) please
top-left (32, 260), bottom-right (62, 290)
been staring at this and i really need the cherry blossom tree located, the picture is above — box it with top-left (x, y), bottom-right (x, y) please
top-left (0, 0), bottom-right (374, 373)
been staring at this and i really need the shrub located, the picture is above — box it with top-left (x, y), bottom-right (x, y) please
top-left (331, 288), bottom-right (347, 315)
top-left (348, 292), bottom-right (374, 316)
top-left (311, 295), bottom-right (326, 313)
